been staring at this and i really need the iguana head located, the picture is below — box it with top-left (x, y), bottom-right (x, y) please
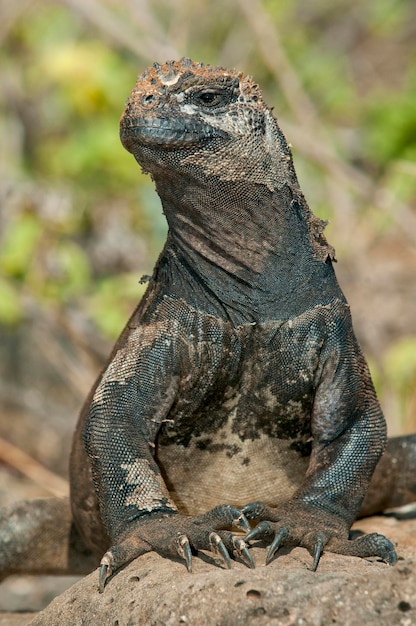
top-left (120, 58), bottom-right (298, 192)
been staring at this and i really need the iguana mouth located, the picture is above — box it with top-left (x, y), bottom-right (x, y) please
top-left (120, 116), bottom-right (227, 151)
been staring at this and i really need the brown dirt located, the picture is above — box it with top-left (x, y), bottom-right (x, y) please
top-left (2, 513), bottom-right (414, 626)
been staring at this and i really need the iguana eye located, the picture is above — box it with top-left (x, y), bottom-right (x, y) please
top-left (192, 89), bottom-right (230, 108)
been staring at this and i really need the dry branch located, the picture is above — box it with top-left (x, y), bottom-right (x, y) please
top-left (0, 435), bottom-right (69, 497)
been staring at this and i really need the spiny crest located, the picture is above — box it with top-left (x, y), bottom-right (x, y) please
top-left (132, 57), bottom-right (263, 104)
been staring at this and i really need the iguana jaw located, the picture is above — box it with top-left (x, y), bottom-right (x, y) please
top-left (120, 115), bottom-right (228, 151)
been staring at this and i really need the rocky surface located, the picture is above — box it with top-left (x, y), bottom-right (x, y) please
top-left (2, 513), bottom-right (415, 626)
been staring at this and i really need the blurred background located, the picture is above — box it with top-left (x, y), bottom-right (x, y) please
top-left (0, 0), bottom-right (415, 613)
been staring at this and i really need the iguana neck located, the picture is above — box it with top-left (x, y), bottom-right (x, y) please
top-left (153, 175), bottom-right (340, 324)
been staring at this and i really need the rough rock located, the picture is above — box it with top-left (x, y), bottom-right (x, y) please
top-left (19, 514), bottom-right (416, 626)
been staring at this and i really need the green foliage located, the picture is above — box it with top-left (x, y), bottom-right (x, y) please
top-left (87, 275), bottom-right (148, 339)
top-left (0, 278), bottom-right (22, 325)
top-left (364, 78), bottom-right (416, 170)
top-left (0, 4), bottom-right (153, 337)
top-left (0, 213), bottom-right (43, 279)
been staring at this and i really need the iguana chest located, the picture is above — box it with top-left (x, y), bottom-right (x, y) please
top-left (155, 303), bottom-right (329, 514)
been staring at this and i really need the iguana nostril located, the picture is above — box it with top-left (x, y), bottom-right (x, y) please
top-left (143, 94), bottom-right (156, 106)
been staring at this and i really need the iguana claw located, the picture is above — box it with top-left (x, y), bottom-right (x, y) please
top-left (311, 533), bottom-right (325, 571)
top-left (98, 554), bottom-right (112, 593)
top-left (176, 534), bottom-right (193, 572)
top-left (209, 532), bottom-right (231, 569)
top-left (232, 537), bottom-right (255, 569)
top-left (235, 512), bottom-right (251, 533)
top-left (245, 520), bottom-right (273, 543)
top-left (265, 527), bottom-right (289, 565)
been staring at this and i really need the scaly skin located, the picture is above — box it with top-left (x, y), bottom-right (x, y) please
top-left (2, 59), bottom-right (416, 592)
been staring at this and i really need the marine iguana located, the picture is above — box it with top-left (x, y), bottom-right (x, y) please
top-left (1, 58), bottom-right (416, 593)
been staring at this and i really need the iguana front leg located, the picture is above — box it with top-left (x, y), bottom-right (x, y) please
top-left (243, 499), bottom-right (396, 570)
top-left (98, 504), bottom-right (252, 592)
top-left (83, 316), bottom-right (252, 592)
top-left (243, 319), bottom-right (397, 569)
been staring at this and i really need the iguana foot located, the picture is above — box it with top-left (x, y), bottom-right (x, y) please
top-left (99, 504), bottom-right (253, 592)
top-left (243, 501), bottom-right (397, 570)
